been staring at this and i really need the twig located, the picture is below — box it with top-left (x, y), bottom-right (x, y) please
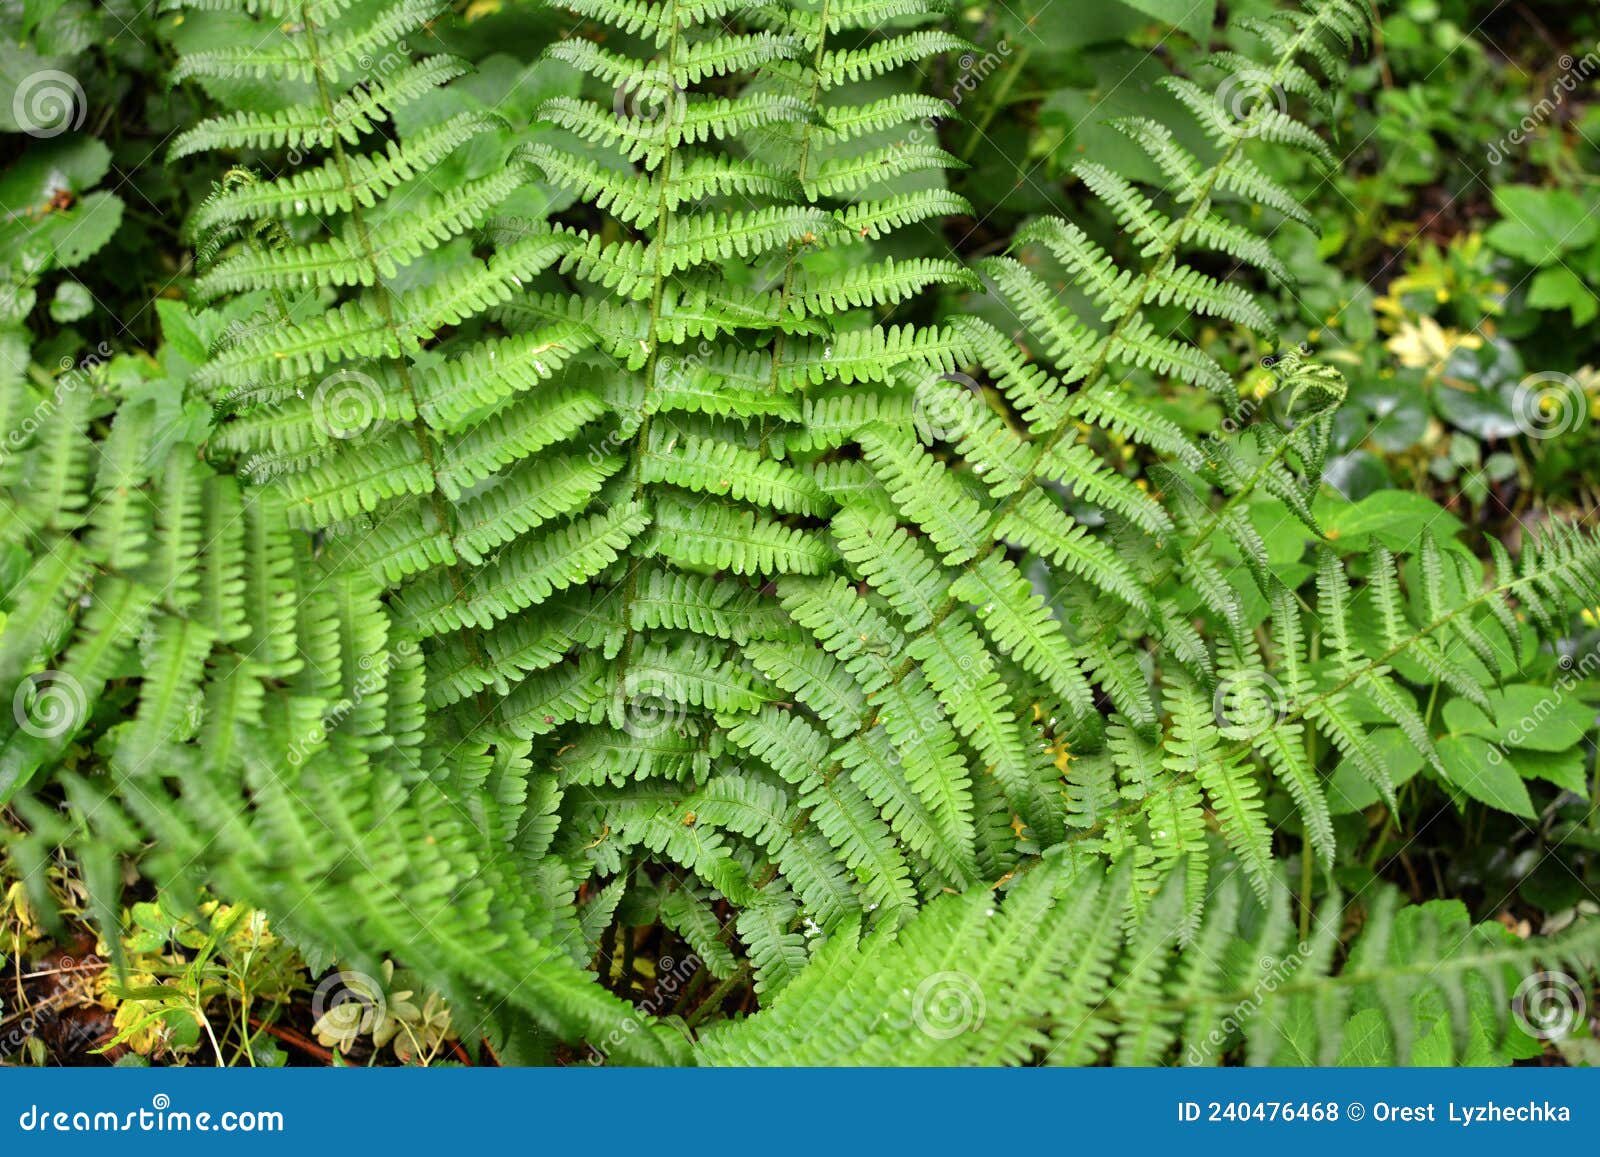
top-left (247, 1017), bottom-right (334, 1064)
top-left (684, 966), bottom-right (751, 1030)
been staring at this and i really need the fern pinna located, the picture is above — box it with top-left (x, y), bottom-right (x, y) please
top-left (6, 0), bottom-right (1600, 1065)
top-left (947, 0), bottom-right (1600, 929)
top-left (171, 0), bottom-right (996, 998)
top-left (0, 0), bottom-right (708, 1062)
top-left (505, 0), bottom-right (988, 986)
top-left (697, 853), bottom-right (1600, 1065)
top-left (0, 339), bottom-right (689, 1062)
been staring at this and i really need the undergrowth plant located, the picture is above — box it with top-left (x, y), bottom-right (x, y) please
top-left (3, 0), bottom-right (1600, 1064)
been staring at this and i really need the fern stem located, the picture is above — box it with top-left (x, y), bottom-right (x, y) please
top-left (1053, 557), bottom-right (1576, 852)
top-left (1186, 432), bottom-right (1299, 555)
top-left (1300, 629), bottom-right (1320, 940)
top-left (758, 0), bottom-right (831, 454)
top-left (807, 4), bottom-right (1348, 804)
top-left (1298, 843), bottom-right (1313, 941)
top-left (792, 0), bottom-right (833, 189)
top-left (1293, 567), bottom-right (1537, 726)
top-left (607, 1), bottom-right (686, 713)
top-left (684, 964), bottom-right (751, 1029)
top-left (295, 0), bottom-right (497, 719)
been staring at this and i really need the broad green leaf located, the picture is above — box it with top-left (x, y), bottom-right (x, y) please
top-left (1446, 684), bottom-right (1594, 753)
top-left (1528, 265), bottom-right (1599, 325)
top-left (1318, 489), bottom-right (1462, 553)
top-left (1436, 734), bottom-right (1535, 818)
top-left (1509, 748), bottom-right (1588, 795)
top-left (1484, 186), bottom-right (1598, 266)
top-left (1327, 728), bottom-right (1424, 815)
top-left (1114, 0), bottom-right (1216, 42)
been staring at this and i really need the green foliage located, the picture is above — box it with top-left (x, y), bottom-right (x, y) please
top-left (1486, 186), bottom-right (1600, 326)
top-left (696, 853), bottom-right (1600, 1065)
top-left (3, 0), bottom-right (1600, 1066)
top-left (0, 329), bottom-right (686, 1065)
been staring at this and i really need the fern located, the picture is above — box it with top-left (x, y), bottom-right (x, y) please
top-left (756, 0), bottom-right (1528, 922)
top-left (695, 854), bottom-right (1600, 1066)
top-left (0, 362), bottom-right (680, 1062)
top-left (9, 0), bottom-right (1600, 1065)
top-left (148, 0), bottom-right (993, 1002)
